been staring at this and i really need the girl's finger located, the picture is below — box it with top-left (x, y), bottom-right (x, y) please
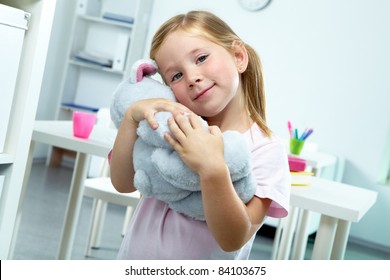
top-left (144, 110), bottom-right (159, 130)
top-left (188, 113), bottom-right (204, 129)
top-left (159, 100), bottom-right (191, 115)
top-left (164, 131), bottom-right (180, 150)
top-left (167, 116), bottom-right (186, 142)
top-left (208, 125), bottom-right (222, 136)
top-left (172, 111), bottom-right (195, 134)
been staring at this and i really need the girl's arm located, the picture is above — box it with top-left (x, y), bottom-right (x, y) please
top-left (109, 112), bottom-right (138, 193)
top-left (110, 98), bottom-right (191, 193)
top-left (166, 112), bottom-right (271, 252)
top-left (200, 164), bottom-right (271, 252)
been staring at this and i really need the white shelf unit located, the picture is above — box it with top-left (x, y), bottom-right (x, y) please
top-left (57, 0), bottom-right (154, 119)
top-left (0, 0), bottom-right (56, 259)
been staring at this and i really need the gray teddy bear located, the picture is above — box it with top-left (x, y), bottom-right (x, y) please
top-left (110, 59), bottom-right (256, 220)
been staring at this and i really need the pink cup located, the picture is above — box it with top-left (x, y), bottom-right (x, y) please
top-left (72, 111), bottom-right (96, 139)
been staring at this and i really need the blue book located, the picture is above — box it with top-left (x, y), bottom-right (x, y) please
top-left (102, 12), bottom-right (134, 24)
top-left (62, 103), bottom-right (99, 112)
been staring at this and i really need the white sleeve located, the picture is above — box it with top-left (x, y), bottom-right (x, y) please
top-left (250, 136), bottom-right (291, 218)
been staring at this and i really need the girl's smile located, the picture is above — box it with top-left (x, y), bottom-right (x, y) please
top-left (193, 83), bottom-right (216, 101)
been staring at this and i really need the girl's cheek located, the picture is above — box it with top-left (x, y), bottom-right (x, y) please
top-left (171, 87), bottom-right (187, 103)
top-left (175, 96), bottom-right (188, 108)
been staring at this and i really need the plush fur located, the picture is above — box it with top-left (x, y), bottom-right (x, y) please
top-left (110, 59), bottom-right (256, 220)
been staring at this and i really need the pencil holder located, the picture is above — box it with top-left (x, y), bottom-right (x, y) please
top-left (289, 138), bottom-right (305, 155)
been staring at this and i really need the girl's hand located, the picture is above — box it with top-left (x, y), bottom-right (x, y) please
top-left (125, 98), bottom-right (191, 130)
top-left (165, 112), bottom-right (225, 175)
top-left (110, 98), bottom-right (190, 193)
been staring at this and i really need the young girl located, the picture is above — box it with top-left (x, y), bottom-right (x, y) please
top-left (110, 10), bottom-right (290, 259)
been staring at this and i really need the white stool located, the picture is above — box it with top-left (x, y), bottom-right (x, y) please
top-left (83, 177), bottom-right (140, 257)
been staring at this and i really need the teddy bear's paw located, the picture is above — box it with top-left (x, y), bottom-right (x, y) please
top-left (168, 191), bottom-right (206, 221)
top-left (222, 131), bottom-right (252, 181)
top-left (154, 189), bottom-right (192, 203)
top-left (135, 167), bottom-right (192, 202)
top-left (233, 174), bottom-right (257, 203)
top-left (151, 148), bottom-right (201, 191)
top-left (134, 170), bottom-right (153, 196)
top-left (137, 112), bottom-right (173, 149)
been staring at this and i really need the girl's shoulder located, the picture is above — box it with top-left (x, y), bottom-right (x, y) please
top-left (244, 123), bottom-right (286, 153)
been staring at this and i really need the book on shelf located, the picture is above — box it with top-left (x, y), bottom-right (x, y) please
top-left (61, 103), bottom-right (99, 113)
top-left (102, 12), bottom-right (134, 24)
top-left (73, 51), bottom-right (113, 68)
top-left (290, 171), bottom-right (314, 186)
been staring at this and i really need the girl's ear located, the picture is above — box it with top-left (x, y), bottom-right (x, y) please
top-left (232, 40), bottom-right (248, 74)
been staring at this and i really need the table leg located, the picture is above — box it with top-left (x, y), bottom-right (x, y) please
top-left (291, 209), bottom-right (311, 259)
top-left (270, 218), bottom-right (284, 260)
top-left (8, 141), bottom-right (36, 259)
top-left (276, 206), bottom-right (299, 260)
top-left (57, 152), bottom-right (90, 259)
top-left (311, 215), bottom-right (338, 260)
top-left (330, 219), bottom-right (351, 259)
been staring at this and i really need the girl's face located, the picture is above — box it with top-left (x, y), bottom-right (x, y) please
top-left (155, 30), bottom-right (246, 120)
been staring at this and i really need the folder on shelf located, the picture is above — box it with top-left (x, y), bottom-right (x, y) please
top-left (112, 34), bottom-right (129, 72)
top-left (76, 0), bottom-right (100, 16)
top-left (73, 51), bottom-right (113, 68)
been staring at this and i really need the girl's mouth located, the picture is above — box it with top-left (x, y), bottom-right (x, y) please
top-left (194, 84), bottom-right (215, 100)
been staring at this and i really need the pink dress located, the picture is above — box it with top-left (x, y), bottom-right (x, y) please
top-left (116, 124), bottom-right (290, 259)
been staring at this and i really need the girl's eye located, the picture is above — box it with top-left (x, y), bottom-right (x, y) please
top-left (171, 72), bottom-right (183, 82)
top-left (197, 55), bottom-right (208, 64)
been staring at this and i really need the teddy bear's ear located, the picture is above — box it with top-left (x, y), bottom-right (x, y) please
top-left (130, 59), bottom-right (158, 83)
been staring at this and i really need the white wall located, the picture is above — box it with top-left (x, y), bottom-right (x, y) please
top-left (34, 0), bottom-right (76, 157)
top-left (36, 0), bottom-right (75, 120)
top-left (37, 0), bottom-right (390, 249)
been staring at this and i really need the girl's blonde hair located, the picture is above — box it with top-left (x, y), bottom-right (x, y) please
top-left (150, 10), bottom-right (271, 137)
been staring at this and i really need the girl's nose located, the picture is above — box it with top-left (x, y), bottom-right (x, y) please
top-left (189, 79), bottom-right (201, 88)
top-left (188, 73), bottom-right (202, 89)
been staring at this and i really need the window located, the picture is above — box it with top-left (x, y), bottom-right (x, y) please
top-left (378, 129), bottom-right (390, 185)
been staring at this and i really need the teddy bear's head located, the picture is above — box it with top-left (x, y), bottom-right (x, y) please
top-left (110, 59), bottom-right (175, 127)
top-left (110, 59), bottom-right (181, 149)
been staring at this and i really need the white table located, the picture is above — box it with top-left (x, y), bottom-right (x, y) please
top-left (269, 150), bottom-right (338, 259)
top-left (286, 151), bottom-right (339, 259)
top-left (277, 176), bottom-right (377, 259)
top-left (17, 121), bottom-right (377, 260)
top-left (21, 121), bottom-right (116, 259)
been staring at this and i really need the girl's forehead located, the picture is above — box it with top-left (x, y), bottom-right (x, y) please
top-left (164, 30), bottom-right (207, 45)
top-left (159, 31), bottom-right (220, 56)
